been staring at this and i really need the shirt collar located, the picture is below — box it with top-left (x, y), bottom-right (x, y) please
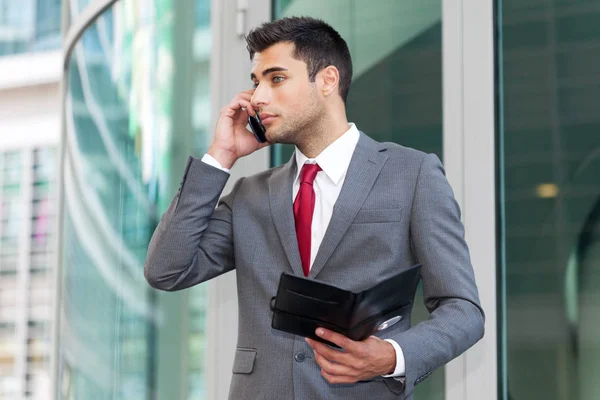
top-left (294, 123), bottom-right (360, 186)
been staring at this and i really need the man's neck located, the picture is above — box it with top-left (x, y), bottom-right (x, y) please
top-left (296, 116), bottom-right (350, 158)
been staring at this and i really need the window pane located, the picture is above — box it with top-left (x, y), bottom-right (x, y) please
top-left (0, 0), bottom-right (62, 57)
top-left (58, 0), bottom-right (211, 398)
top-left (0, 150), bottom-right (22, 399)
top-left (498, 0), bottom-right (600, 399)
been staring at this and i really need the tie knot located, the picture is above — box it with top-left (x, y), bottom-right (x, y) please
top-left (299, 163), bottom-right (321, 185)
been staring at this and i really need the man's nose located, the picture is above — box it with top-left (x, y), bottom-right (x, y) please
top-left (251, 84), bottom-right (269, 107)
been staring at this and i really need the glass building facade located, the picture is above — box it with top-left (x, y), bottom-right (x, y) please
top-left (497, 0), bottom-right (600, 399)
top-left (0, 147), bottom-right (57, 399)
top-left (58, 0), bottom-right (211, 398)
top-left (0, 0), bottom-right (62, 56)
top-left (55, 0), bottom-right (599, 399)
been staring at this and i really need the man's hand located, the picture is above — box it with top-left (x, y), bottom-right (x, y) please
top-left (305, 328), bottom-right (396, 384)
top-left (208, 89), bottom-right (270, 169)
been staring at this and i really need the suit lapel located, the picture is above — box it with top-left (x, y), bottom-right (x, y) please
top-left (268, 156), bottom-right (304, 276)
top-left (309, 133), bottom-right (388, 279)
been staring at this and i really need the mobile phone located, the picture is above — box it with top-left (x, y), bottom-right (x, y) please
top-left (248, 114), bottom-right (268, 143)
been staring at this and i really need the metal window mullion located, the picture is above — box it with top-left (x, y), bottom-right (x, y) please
top-left (462, 1), bottom-right (498, 399)
top-left (443, 1), bottom-right (498, 399)
top-left (0, 152), bottom-right (4, 264)
top-left (62, 0), bottom-right (119, 71)
top-left (15, 147), bottom-right (34, 397)
top-left (31, 0), bottom-right (38, 42)
top-left (442, 0), bottom-right (467, 398)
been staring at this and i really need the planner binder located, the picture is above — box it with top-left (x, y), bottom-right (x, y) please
top-left (270, 264), bottom-right (421, 347)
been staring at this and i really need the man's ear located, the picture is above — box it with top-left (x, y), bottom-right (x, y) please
top-left (317, 66), bottom-right (340, 98)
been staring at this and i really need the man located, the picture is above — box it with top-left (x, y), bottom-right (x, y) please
top-left (145, 16), bottom-right (484, 400)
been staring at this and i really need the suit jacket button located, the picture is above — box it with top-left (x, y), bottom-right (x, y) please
top-left (294, 352), bottom-right (306, 363)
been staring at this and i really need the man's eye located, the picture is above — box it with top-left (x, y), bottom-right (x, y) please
top-left (273, 76), bottom-right (285, 83)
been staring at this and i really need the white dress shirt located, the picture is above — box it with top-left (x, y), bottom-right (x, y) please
top-left (201, 123), bottom-right (405, 378)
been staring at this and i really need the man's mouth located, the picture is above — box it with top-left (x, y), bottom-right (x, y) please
top-left (260, 113), bottom-right (277, 124)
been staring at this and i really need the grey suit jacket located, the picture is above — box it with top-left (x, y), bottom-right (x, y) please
top-left (144, 132), bottom-right (485, 400)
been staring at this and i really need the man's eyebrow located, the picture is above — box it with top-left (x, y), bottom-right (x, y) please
top-left (250, 67), bottom-right (288, 80)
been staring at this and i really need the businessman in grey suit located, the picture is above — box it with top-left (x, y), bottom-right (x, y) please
top-left (145, 16), bottom-right (484, 400)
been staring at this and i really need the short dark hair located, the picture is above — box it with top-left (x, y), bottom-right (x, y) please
top-left (245, 16), bottom-right (353, 102)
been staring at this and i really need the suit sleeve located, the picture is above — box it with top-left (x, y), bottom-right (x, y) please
top-left (144, 156), bottom-right (243, 291)
top-left (386, 153), bottom-right (485, 397)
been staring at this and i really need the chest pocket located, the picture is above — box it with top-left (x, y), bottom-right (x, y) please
top-left (352, 208), bottom-right (403, 224)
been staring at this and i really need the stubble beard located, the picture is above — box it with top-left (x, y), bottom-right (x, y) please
top-left (267, 103), bottom-right (325, 148)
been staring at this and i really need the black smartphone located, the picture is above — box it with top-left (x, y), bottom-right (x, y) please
top-left (248, 114), bottom-right (268, 143)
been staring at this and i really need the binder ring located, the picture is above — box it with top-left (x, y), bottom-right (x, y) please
top-left (376, 315), bottom-right (402, 331)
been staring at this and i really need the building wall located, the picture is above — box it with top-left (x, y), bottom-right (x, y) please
top-left (0, 59), bottom-right (61, 400)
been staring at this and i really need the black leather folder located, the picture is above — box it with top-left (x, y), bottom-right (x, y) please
top-left (270, 264), bottom-right (421, 347)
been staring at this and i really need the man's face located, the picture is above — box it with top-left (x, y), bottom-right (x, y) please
top-left (250, 42), bottom-right (324, 144)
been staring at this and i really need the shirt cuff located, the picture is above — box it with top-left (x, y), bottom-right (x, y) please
top-left (201, 153), bottom-right (230, 173)
top-left (381, 339), bottom-right (406, 378)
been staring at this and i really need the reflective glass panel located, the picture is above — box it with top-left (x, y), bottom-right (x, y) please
top-left (58, 0), bottom-right (211, 398)
top-left (0, 0), bottom-right (61, 56)
top-left (498, 0), bottom-right (600, 398)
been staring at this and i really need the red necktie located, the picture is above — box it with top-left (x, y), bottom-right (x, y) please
top-left (293, 163), bottom-right (322, 277)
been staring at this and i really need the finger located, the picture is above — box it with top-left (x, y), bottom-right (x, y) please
top-left (315, 328), bottom-right (361, 354)
top-left (222, 98), bottom-right (255, 117)
top-left (235, 98), bottom-right (256, 115)
top-left (243, 106), bottom-right (257, 116)
top-left (305, 338), bottom-right (352, 366)
top-left (237, 92), bottom-right (254, 102)
top-left (313, 350), bottom-right (359, 378)
top-left (321, 369), bottom-right (358, 385)
top-left (237, 92), bottom-right (257, 112)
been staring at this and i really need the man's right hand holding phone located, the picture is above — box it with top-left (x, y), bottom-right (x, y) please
top-left (207, 89), bottom-right (270, 169)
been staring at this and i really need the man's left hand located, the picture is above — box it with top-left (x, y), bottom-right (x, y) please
top-left (305, 328), bottom-right (396, 384)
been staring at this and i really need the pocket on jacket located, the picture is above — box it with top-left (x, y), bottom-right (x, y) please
top-left (353, 208), bottom-right (403, 224)
top-left (232, 348), bottom-right (257, 374)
